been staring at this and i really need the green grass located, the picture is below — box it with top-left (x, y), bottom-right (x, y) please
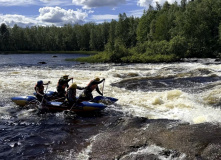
top-left (66, 51), bottom-right (110, 63)
top-left (70, 51), bottom-right (180, 63)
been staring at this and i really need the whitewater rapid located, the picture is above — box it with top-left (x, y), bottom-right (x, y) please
top-left (1, 62), bottom-right (221, 125)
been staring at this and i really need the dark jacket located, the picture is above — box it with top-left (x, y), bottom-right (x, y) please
top-left (84, 79), bottom-right (104, 95)
top-left (57, 78), bottom-right (72, 90)
top-left (66, 86), bottom-right (85, 103)
top-left (34, 84), bottom-right (44, 96)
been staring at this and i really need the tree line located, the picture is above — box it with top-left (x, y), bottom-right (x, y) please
top-left (0, 23), bottom-right (109, 52)
top-left (1, 0), bottom-right (221, 63)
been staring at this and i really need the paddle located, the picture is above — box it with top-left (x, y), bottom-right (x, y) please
top-left (66, 86), bottom-right (84, 115)
top-left (40, 81), bottom-right (50, 105)
top-left (64, 97), bottom-right (81, 116)
top-left (44, 81), bottom-right (50, 93)
top-left (102, 79), bottom-right (105, 96)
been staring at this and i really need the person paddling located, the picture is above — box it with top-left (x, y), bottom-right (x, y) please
top-left (66, 83), bottom-right (85, 106)
top-left (57, 75), bottom-right (73, 97)
top-left (79, 77), bottom-right (105, 101)
top-left (34, 80), bottom-right (50, 102)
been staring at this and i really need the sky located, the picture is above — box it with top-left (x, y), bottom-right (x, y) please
top-left (0, 0), bottom-right (183, 27)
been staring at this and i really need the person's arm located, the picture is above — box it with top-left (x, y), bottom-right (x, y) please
top-left (59, 78), bottom-right (72, 84)
top-left (59, 78), bottom-right (71, 88)
top-left (96, 87), bottom-right (103, 96)
top-left (36, 87), bottom-right (44, 96)
top-left (67, 78), bottom-right (73, 83)
top-left (92, 79), bottom-right (105, 85)
top-left (77, 86), bottom-right (85, 90)
top-left (43, 81), bottom-right (50, 85)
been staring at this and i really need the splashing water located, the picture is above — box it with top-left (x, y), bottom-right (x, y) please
top-left (2, 60), bottom-right (221, 124)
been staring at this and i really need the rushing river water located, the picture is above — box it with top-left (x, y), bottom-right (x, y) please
top-left (1, 54), bottom-right (221, 159)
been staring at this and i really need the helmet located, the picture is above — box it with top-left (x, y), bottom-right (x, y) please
top-left (63, 75), bottom-right (69, 79)
top-left (70, 83), bottom-right (77, 89)
top-left (37, 80), bottom-right (43, 86)
top-left (95, 77), bottom-right (100, 81)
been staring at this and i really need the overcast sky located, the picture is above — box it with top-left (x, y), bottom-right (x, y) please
top-left (0, 0), bottom-right (183, 27)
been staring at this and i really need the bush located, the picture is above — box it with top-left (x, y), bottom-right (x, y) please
top-left (109, 39), bottom-right (129, 62)
top-left (168, 35), bottom-right (188, 58)
top-left (76, 51), bottom-right (110, 63)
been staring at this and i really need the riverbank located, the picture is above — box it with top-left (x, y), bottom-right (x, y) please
top-left (64, 48), bottom-right (220, 64)
top-left (1, 50), bottom-right (219, 64)
top-left (0, 50), bottom-right (98, 55)
top-left (67, 51), bottom-right (181, 63)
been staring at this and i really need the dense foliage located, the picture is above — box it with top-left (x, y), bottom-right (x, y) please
top-left (1, 0), bottom-right (221, 62)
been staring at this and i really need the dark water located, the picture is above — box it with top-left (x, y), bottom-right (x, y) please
top-left (0, 108), bottom-right (122, 160)
top-left (0, 53), bottom-right (124, 160)
top-left (0, 53), bottom-right (88, 68)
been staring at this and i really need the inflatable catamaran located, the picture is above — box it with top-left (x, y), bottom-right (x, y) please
top-left (11, 91), bottom-right (118, 113)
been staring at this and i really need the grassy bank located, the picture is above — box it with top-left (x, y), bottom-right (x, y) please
top-left (70, 45), bottom-right (181, 63)
top-left (74, 53), bottom-right (180, 63)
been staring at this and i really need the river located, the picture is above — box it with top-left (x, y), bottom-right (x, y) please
top-left (1, 54), bottom-right (221, 159)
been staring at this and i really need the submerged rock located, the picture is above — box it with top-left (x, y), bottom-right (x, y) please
top-left (89, 117), bottom-right (221, 160)
top-left (38, 61), bottom-right (47, 64)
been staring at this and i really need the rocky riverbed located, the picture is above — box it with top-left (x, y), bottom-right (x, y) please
top-left (89, 116), bottom-right (221, 160)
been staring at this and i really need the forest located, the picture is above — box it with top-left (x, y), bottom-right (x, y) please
top-left (1, 0), bottom-right (221, 63)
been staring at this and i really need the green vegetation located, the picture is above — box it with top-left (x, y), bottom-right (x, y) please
top-left (1, 0), bottom-right (221, 63)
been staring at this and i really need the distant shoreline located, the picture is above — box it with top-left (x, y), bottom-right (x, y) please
top-left (0, 51), bottom-right (98, 55)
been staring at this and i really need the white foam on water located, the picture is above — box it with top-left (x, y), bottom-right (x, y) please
top-left (115, 87), bottom-right (221, 124)
top-left (73, 135), bottom-right (98, 160)
top-left (2, 63), bottom-right (221, 124)
top-left (120, 144), bottom-right (186, 160)
top-left (0, 104), bottom-right (14, 120)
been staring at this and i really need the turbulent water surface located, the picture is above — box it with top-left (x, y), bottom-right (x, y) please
top-left (1, 54), bottom-right (221, 159)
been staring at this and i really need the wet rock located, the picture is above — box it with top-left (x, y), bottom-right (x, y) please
top-left (181, 58), bottom-right (198, 62)
top-left (52, 55), bottom-right (57, 58)
top-left (113, 73), bottom-right (140, 78)
top-left (38, 61), bottom-right (47, 64)
top-left (112, 76), bottom-right (221, 93)
top-left (201, 144), bottom-right (221, 159)
top-left (120, 153), bottom-right (160, 160)
top-left (89, 117), bottom-right (221, 160)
